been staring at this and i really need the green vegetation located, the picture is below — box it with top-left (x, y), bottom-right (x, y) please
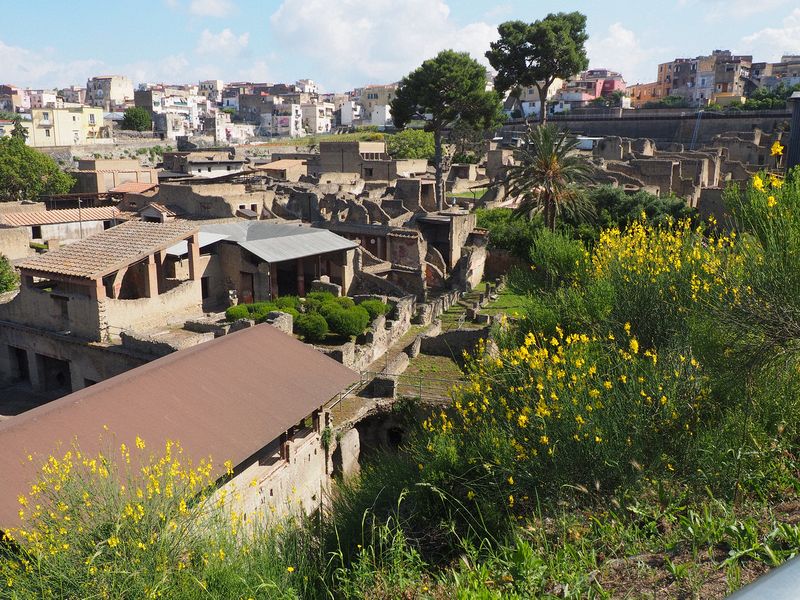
top-left (642, 95), bottom-right (690, 109)
top-left (224, 293), bottom-right (390, 342)
top-left (740, 83), bottom-right (800, 111)
top-left (0, 138), bottom-right (74, 201)
top-left (120, 107), bottom-right (152, 132)
top-left (5, 171), bottom-right (800, 598)
top-left (295, 312), bottom-right (329, 342)
top-left (385, 129), bottom-right (434, 160)
top-left (487, 12), bottom-right (589, 124)
top-left (392, 49), bottom-right (505, 210)
top-left (0, 254), bottom-right (18, 293)
top-left (503, 124), bottom-right (594, 229)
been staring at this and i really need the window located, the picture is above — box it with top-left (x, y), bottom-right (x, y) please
top-left (45, 130), bottom-right (50, 137)
top-left (364, 168), bottom-right (373, 177)
top-left (31, 225), bottom-right (42, 239)
top-left (250, 204), bottom-right (257, 211)
top-left (89, 114), bottom-right (95, 125)
top-left (201, 277), bottom-right (210, 299)
top-left (42, 112), bottom-right (49, 120)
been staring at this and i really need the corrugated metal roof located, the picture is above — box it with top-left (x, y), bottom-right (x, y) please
top-left (167, 221), bottom-right (358, 263)
top-left (18, 220), bottom-right (198, 279)
top-left (0, 324), bottom-right (359, 529)
top-left (0, 207), bottom-right (131, 228)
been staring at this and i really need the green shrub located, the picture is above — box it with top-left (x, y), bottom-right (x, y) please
top-left (304, 291), bottom-right (336, 313)
top-left (359, 299), bottom-right (390, 321)
top-left (274, 295), bottom-right (301, 311)
top-left (0, 254), bottom-right (18, 293)
top-left (528, 229), bottom-right (588, 289)
top-left (326, 306), bottom-right (371, 338)
top-left (295, 313), bottom-right (329, 342)
top-left (334, 296), bottom-right (356, 309)
top-left (225, 305), bottom-right (250, 321)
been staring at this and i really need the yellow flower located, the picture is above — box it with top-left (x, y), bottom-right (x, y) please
top-left (771, 141), bottom-right (784, 157)
top-left (770, 174), bottom-right (784, 189)
top-left (507, 475), bottom-right (514, 485)
top-left (135, 436), bottom-right (146, 450)
top-left (107, 536), bottom-right (119, 548)
top-left (767, 195), bottom-right (777, 208)
top-left (508, 494), bottom-right (514, 507)
top-left (287, 566), bottom-right (295, 573)
top-left (629, 338), bottom-right (639, 354)
top-left (467, 490), bottom-right (475, 500)
top-left (539, 435), bottom-right (549, 445)
top-left (753, 174), bottom-right (765, 191)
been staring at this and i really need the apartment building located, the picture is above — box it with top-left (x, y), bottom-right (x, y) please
top-left (26, 106), bottom-right (107, 147)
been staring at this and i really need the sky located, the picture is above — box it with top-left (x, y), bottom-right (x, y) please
top-left (2, 0), bottom-right (800, 93)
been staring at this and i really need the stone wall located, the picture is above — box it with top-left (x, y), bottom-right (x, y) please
top-left (0, 227), bottom-right (33, 261)
top-left (419, 325), bottom-right (490, 359)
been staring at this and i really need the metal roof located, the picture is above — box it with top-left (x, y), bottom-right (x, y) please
top-left (0, 324), bottom-right (359, 530)
top-left (166, 221), bottom-right (359, 264)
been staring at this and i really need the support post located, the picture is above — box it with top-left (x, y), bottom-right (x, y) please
top-left (187, 233), bottom-right (200, 281)
top-left (144, 254), bottom-right (158, 298)
top-left (296, 258), bottom-right (305, 297)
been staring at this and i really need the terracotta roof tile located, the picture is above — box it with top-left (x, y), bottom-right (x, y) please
top-left (18, 220), bottom-right (198, 279)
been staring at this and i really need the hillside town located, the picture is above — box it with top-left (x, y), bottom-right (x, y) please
top-left (1, 3), bottom-right (800, 598)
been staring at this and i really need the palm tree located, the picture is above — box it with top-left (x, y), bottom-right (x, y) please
top-left (505, 124), bottom-right (594, 230)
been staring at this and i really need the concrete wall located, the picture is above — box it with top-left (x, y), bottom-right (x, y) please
top-left (504, 111), bottom-right (791, 144)
top-left (0, 287), bottom-right (102, 340)
top-left (0, 227), bottom-right (33, 261)
top-left (212, 426), bottom-right (330, 521)
top-left (103, 279), bottom-right (203, 335)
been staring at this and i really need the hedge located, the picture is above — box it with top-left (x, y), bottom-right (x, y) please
top-left (326, 306), bottom-right (370, 338)
top-left (294, 313), bottom-right (329, 342)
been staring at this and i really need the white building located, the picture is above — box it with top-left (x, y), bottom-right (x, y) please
top-left (301, 102), bottom-right (334, 134)
top-left (339, 100), bottom-right (362, 126)
top-left (260, 104), bottom-right (303, 138)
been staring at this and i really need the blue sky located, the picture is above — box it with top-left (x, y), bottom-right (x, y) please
top-left (2, 0), bottom-right (799, 92)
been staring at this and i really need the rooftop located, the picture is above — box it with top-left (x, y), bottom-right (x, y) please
top-left (0, 323), bottom-right (359, 529)
top-left (167, 221), bottom-right (358, 263)
top-left (0, 206), bottom-right (132, 228)
top-left (18, 220), bottom-right (198, 279)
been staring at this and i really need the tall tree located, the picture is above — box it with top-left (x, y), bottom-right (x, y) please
top-left (0, 138), bottom-right (75, 201)
top-left (0, 254), bottom-right (18, 293)
top-left (121, 107), bottom-right (152, 132)
top-left (391, 50), bottom-right (504, 210)
top-left (505, 124), bottom-right (593, 230)
top-left (487, 13), bottom-right (589, 125)
top-left (11, 116), bottom-right (28, 141)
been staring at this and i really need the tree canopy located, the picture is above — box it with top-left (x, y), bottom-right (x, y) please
top-left (386, 129), bottom-right (434, 160)
top-left (0, 138), bottom-right (75, 201)
top-left (487, 13), bottom-right (589, 124)
top-left (391, 49), bottom-right (504, 209)
top-left (121, 107), bottom-right (152, 132)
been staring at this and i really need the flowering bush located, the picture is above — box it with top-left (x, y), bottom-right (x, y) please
top-left (1, 438), bottom-right (314, 599)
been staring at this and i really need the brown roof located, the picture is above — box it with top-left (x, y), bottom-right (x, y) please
top-left (0, 207), bottom-right (132, 228)
top-left (109, 181), bottom-right (157, 194)
top-left (17, 220), bottom-right (198, 279)
top-left (0, 324), bottom-right (358, 529)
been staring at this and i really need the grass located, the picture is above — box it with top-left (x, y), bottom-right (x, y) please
top-left (450, 187), bottom-right (487, 199)
top-left (481, 287), bottom-right (527, 319)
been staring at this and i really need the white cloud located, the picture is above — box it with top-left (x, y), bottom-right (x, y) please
top-left (196, 28), bottom-right (249, 55)
top-left (586, 22), bottom-right (667, 85)
top-left (742, 8), bottom-right (800, 61)
top-left (0, 39), bottom-right (103, 88)
top-left (270, 0), bottom-right (497, 90)
top-left (189, 0), bottom-right (234, 17)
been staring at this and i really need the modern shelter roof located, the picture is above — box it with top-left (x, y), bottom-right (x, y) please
top-left (0, 324), bottom-right (359, 529)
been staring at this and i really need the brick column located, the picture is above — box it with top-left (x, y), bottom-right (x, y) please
top-left (27, 349), bottom-right (43, 391)
top-left (144, 255), bottom-right (158, 298)
top-left (270, 265), bottom-right (279, 299)
top-left (110, 267), bottom-right (127, 299)
top-left (187, 233), bottom-right (200, 281)
top-left (88, 277), bottom-right (106, 300)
